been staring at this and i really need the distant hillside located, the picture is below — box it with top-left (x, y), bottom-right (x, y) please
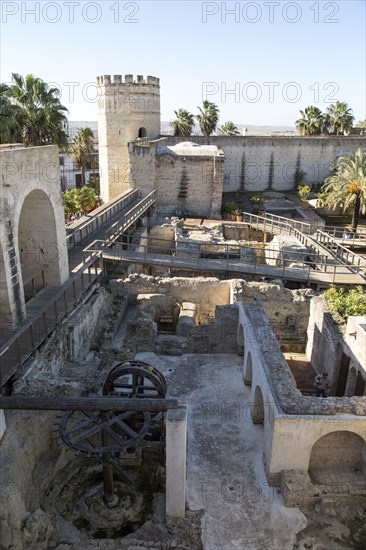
top-left (68, 121), bottom-right (99, 139)
top-left (68, 120), bottom-right (297, 140)
top-left (161, 121), bottom-right (296, 136)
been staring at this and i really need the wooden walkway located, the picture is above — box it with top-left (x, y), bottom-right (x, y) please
top-left (68, 190), bottom-right (156, 272)
top-left (99, 246), bottom-right (365, 286)
top-left (0, 259), bottom-right (101, 386)
top-left (1, 199), bottom-right (364, 386)
top-left (0, 191), bottom-right (156, 385)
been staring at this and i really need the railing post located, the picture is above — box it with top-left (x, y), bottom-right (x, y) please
top-left (253, 247), bottom-right (257, 276)
top-left (15, 339), bottom-right (21, 365)
top-left (42, 312), bottom-right (47, 334)
top-left (42, 270), bottom-right (46, 288)
top-left (29, 324), bottom-right (35, 348)
top-left (72, 280), bottom-right (77, 302)
top-left (64, 291), bottom-right (68, 316)
top-left (32, 277), bottom-right (36, 297)
top-left (54, 301), bottom-right (58, 324)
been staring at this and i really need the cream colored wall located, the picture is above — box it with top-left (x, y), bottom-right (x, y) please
top-left (0, 145), bottom-right (68, 327)
top-left (238, 303), bottom-right (366, 481)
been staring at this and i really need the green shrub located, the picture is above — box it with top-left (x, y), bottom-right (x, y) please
top-left (224, 202), bottom-right (239, 214)
top-left (324, 286), bottom-right (366, 320)
top-left (298, 184), bottom-right (311, 201)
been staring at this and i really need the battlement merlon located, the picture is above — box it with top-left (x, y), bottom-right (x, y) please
top-left (96, 75), bottom-right (160, 86)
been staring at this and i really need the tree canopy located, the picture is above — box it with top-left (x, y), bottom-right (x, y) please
top-left (218, 121), bottom-right (240, 136)
top-left (296, 102), bottom-right (354, 136)
top-left (70, 127), bottom-right (96, 187)
top-left (170, 109), bottom-right (195, 136)
top-left (321, 148), bottom-right (366, 232)
top-left (0, 73), bottom-right (69, 148)
top-left (196, 101), bottom-right (220, 136)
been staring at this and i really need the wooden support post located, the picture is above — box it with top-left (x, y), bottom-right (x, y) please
top-left (0, 396), bottom-right (179, 412)
top-left (101, 412), bottom-right (116, 504)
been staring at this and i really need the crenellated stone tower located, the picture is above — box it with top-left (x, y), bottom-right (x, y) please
top-left (97, 74), bottom-right (161, 202)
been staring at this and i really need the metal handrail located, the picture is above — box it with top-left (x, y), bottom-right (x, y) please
top-left (0, 254), bottom-right (101, 361)
top-left (105, 190), bottom-right (156, 244)
top-left (315, 229), bottom-right (366, 269)
top-left (66, 189), bottom-right (139, 249)
top-left (88, 234), bottom-right (366, 276)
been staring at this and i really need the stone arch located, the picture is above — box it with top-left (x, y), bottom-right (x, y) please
top-left (309, 431), bottom-right (365, 482)
top-left (244, 351), bottom-right (253, 386)
top-left (138, 127), bottom-right (147, 138)
top-left (237, 323), bottom-right (245, 356)
top-left (345, 367), bottom-right (357, 396)
top-left (18, 190), bottom-right (61, 287)
top-left (251, 385), bottom-right (264, 424)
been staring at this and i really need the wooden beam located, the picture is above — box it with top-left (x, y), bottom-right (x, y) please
top-left (0, 396), bottom-right (180, 412)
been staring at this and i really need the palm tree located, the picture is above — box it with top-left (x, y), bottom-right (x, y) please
top-left (196, 101), bottom-right (219, 136)
top-left (170, 109), bottom-right (195, 136)
top-left (218, 121), bottom-right (240, 136)
top-left (295, 106), bottom-right (324, 136)
top-left (7, 73), bottom-right (69, 148)
top-left (326, 101), bottom-right (354, 135)
top-left (321, 149), bottom-right (366, 232)
top-left (77, 185), bottom-right (98, 214)
top-left (0, 83), bottom-right (23, 143)
top-left (71, 127), bottom-right (95, 187)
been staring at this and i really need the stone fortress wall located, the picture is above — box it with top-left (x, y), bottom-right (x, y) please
top-left (164, 135), bottom-right (366, 192)
top-left (128, 140), bottom-right (225, 218)
top-left (0, 145), bottom-right (69, 329)
top-left (97, 72), bottom-right (366, 209)
top-left (97, 74), bottom-right (161, 202)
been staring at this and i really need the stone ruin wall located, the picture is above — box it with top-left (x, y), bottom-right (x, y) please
top-left (306, 296), bottom-right (366, 396)
top-left (0, 285), bottom-right (111, 549)
top-left (164, 135), bottom-right (366, 192)
top-left (244, 304), bottom-right (366, 416)
top-left (111, 275), bottom-right (313, 353)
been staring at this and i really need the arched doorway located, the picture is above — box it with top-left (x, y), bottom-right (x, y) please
top-left (244, 351), bottom-right (253, 386)
top-left (309, 431), bottom-right (365, 484)
top-left (237, 324), bottom-right (244, 356)
top-left (345, 367), bottom-right (357, 396)
top-left (251, 385), bottom-right (264, 424)
top-left (18, 190), bottom-right (61, 290)
top-left (355, 372), bottom-right (365, 396)
top-left (138, 127), bottom-right (147, 138)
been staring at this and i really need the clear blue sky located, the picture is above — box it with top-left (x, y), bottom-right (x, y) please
top-left (1, 0), bottom-right (365, 126)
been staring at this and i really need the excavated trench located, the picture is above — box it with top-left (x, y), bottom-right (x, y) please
top-left (43, 445), bottom-right (165, 540)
